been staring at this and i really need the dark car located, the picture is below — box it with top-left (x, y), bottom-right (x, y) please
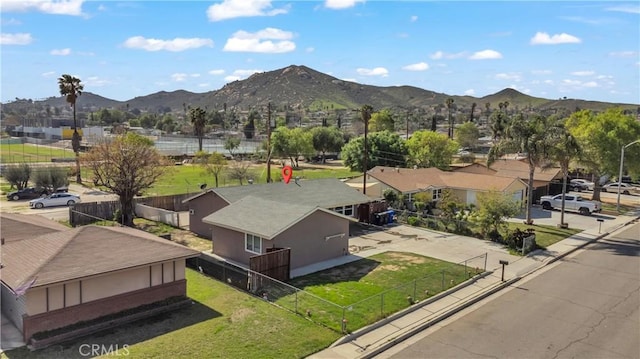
top-left (6, 187), bottom-right (46, 201)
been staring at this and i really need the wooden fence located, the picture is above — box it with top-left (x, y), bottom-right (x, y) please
top-left (69, 192), bottom-right (198, 226)
top-left (249, 248), bottom-right (291, 282)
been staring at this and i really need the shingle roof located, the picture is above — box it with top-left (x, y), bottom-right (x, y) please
top-left (0, 213), bottom-right (69, 243)
top-left (489, 159), bottom-right (562, 182)
top-left (185, 178), bottom-right (370, 208)
top-left (203, 196), bottom-right (355, 239)
top-left (367, 166), bottom-right (524, 193)
top-left (1, 222), bottom-right (199, 291)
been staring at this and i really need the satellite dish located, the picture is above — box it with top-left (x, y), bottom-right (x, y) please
top-left (200, 183), bottom-right (207, 190)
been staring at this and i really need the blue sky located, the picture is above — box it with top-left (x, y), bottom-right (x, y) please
top-left (1, 0), bottom-right (639, 104)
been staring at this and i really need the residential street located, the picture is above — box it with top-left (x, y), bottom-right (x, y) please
top-left (377, 221), bottom-right (640, 359)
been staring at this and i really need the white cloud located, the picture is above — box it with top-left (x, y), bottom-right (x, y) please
top-left (1, 18), bottom-right (22, 26)
top-left (50, 48), bottom-right (71, 56)
top-left (464, 89), bottom-right (475, 96)
top-left (208, 69), bottom-right (225, 75)
top-left (531, 69), bottom-right (552, 75)
top-left (429, 50), bottom-right (466, 60)
top-left (582, 81), bottom-right (598, 88)
top-left (495, 73), bottom-right (521, 81)
top-left (224, 69), bottom-right (263, 82)
top-left (402, 62), bottom-right (429, 71)
top-left (198, 83), bottom-right (210, 88)
top-left (324, 0), bottom-right (364, 10)
top-left (544, 79), bottom-right (554, 84)
top-left (0, 32), bottom-right (32, 45)
top-left (84, 76), bottom-right (111, 87)
top-left (171, 73), bottom-right (189, 82)
top-left (609, 51), bottom-right (637, 58)
top-left (41, 71), bottom-right (56, 78)
top-left (570, 71), bottom-right (594, 76)
top-left (123, 36), bottom-right (213, 52)
top-left (561, 79), bottom-right (598, 89)
top-left (223, 28), bottom-right (295, 53)
top-left (530, 32), bottom-right (581, 45)
top-left (410, 15), bottom-right (418, 22)
top-left (469, 49), bottom-right (502, 60)
top-left (605, 5), bottom-right (640, 14)
top-left (1, 0), bottom-right (85, 16)
top-left (306, 47), bottom-right (315, 53)
top-left (356, 67), bottom-right (389, 77)
top-left (207, 0), bottom-right (288, 21)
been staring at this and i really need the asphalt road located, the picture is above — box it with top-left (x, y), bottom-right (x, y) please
top-left (378, 222), bottom-right (640, 359)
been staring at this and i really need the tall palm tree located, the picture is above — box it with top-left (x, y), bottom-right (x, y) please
top-left (58, 74), bottom-right (84, 184)
top-left (445, 98), bottom-right (454, 139)
top-left (488, 113), bottom-right (561, 224)
top-left (189, 107), bottom-right (207, 152)
top-left (360, 104), bottom-right (373, 195)
top-left (469, 102), bottom-right (477, 122)
top-left (548, 117), bottom-right (581, 228)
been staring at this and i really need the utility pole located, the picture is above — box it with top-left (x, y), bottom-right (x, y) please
top-left (266, 102), bottom-right (272, 183)
top-left (406, 110), bottom-right (410, 140)
top-left (354, 105), bottom-right (373, 195)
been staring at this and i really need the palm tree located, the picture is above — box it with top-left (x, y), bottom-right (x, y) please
top-left (360, 104), bottom-right (373, 195)
top-left (488, 113), bottom-right (561, 224)
top-left (189, 107), bottom-right (207, 152)
top-left (445, 98), bottom-right (454, 139)
top-left (548, 117), bottom-right (581, 228)
top-left (469, 102), bottom-right (477, 122)
top-left (58, 74), bottom-right (84, 184)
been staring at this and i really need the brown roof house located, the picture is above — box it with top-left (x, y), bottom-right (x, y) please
top-left (0, 213), bottom-right (199, 345)
top-left (346, 166), bottom-right (527, 206)
top-left (183, 178), bottom-right (371, 275)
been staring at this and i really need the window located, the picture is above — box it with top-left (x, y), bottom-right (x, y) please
top-left (333, 206), bottom-right (344, 214)
top-left (432, 189), bottom-right (443, 201)
top-left (344, 205), bottom-right (354, 216)
top-left (245, 234), bottom-right (262, 254)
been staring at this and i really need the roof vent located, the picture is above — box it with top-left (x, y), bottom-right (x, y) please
top-left (395, 167), bottom-right (400, 173)
top-left (380, 168), bottom-right (384, 172)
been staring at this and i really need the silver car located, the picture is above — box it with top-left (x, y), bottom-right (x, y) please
top-left (29, 193), bottom-right (81, 209)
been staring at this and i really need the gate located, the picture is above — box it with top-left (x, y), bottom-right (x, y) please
top-left (249, 248), bottom-right (291, 282)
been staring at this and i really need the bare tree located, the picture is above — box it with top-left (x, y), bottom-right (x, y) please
top-left (227, 161), bottom-right (253, 185)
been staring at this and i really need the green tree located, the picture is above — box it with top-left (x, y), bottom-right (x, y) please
top-left (58, 74), bottom-right (84, 184)
top-left (369, 109), bottom-right (395, 132)
top-left (270, 127), bottom-right (313, 167)
top-left (406, 130), bottom-right (459, 170)
top-left (195, 151), bottom-right (227, 188)
top-left (4, 163), bottom-right (31, 189)
top-left (83, 133), bottom-right (168, 226)
top-left (189, 107), bottom-right (207, 152)
top-left (33, 167), bottom-right (69, 193)
top-left (455, 121), bottom-right (480, 149)
top-left (471, 190), bottom-right (521, 240)
top-left (489, 113), bottom-right (561, 224)
top-left (548, 117), bottom-right (581, 226)
top-left (310, 126), bottom-right (344, 163)
top-left (224, 137), bottom-right (241, 158)
top-left (139, 113), bottom-right (158, 129)
top-left (341, 130), bottom-right (407, 172)
top-left (566, 108), bottom-right (640, 201)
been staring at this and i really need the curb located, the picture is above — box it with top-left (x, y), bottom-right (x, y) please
top-left (356, 276), bottom-right (521, 359)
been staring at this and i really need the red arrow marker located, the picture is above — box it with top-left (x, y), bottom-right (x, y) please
top-left (282, 165), bottom-right (293, 184)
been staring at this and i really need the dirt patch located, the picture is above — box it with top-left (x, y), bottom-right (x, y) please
top-left (169, 229), bottom-right (212, 252)
top-left (384, 252), bottom-right (427, 264)
top-left (376, 264), bottom-right (401, 272)
top-left (229, 308), bottom-right (255, 323)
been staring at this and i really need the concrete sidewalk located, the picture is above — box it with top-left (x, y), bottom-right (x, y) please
top-left (309, 211), bottom-right (639, 359)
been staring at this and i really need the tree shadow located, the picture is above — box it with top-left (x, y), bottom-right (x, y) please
top-left (588, 237), bottom-right (640, 258)
top-left (2, 301), bottom-right (220, 359)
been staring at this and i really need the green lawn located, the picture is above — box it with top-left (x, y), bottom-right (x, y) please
top-left (1, 269), bottom-right (340, 359)
top-left (0, 143), bottom-right (74, 163)
top-left (280, 251), bottom-right (472, 331)
top-left (506, 222), bottom-right (581, 249)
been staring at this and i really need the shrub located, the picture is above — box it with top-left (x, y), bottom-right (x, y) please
top-left (407, 216), bottom-right (421, 227)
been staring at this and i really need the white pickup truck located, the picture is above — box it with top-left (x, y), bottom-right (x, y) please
top-left (539, 194), bottom-right (602, 216)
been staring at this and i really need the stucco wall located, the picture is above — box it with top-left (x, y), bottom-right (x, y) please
top-left (212, 211), bottom-right (350, 270)
top-left (26, 260), bottom-right (184, 316)
top-left (272, 211), bottom-right (350, 269)
top-left (189, 192), bottom-right (230, 238)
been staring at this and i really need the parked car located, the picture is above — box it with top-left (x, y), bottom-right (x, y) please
top-left (29, 193), bottom-right (81, 209)
top-left (6, 187), bottom-right (46, 201)
top-left (570, 179), bottom-right (594, 191)
top-left (539, 194), bottom-right (602, 215)
top-left (601, 182), bottom-right (640, 195)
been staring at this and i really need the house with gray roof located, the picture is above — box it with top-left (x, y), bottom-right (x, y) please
top-left (0, 214), bottom-right (199, 344)
top-left (183, 178), bottom-right (371, 239)
top-left (183, 178), bottom-right (371, 273)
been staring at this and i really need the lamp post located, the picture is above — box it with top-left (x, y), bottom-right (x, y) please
top-left (617, 139), bottom-right (640, 212)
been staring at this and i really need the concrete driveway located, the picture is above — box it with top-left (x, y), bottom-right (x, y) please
top-left (1, 314), bottom-right (24, 353)
top-left (508, 205), bottom-right (618, 230)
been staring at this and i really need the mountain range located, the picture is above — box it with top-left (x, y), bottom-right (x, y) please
top-left (3, 65), bottom-right (637, 115)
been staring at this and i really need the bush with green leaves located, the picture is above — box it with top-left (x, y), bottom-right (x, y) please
top-left (469, 191), bottom-right (521, 241)
top-left (3, 163), bottom-right (31, 189)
